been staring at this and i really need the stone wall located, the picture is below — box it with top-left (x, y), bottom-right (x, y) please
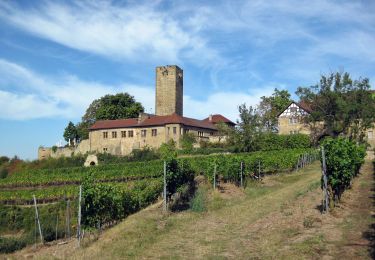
top-left (278, 117), bottom-right (311, 135)
top-left (155, 65), bottom-right (183, 116)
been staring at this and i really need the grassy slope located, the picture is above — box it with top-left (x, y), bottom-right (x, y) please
top-left (8, 160), bottom-right (374, 259)
top-left (75, 163), bottom-right (322, 259)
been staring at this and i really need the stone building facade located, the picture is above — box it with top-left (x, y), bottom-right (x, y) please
top-left (277, 101), bottom-right (375, 148)
top-left (38, 65), bottom-right (234, 159)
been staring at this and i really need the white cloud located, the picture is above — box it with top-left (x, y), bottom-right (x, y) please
top-left (0, 1), bottom-right (219, 64)
top-left (0, 59), bottom-right (154, 120)
top-left (0, 59), bottom-right (274, 121)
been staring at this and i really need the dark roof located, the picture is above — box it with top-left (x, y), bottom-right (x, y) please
top-left (202, 114), bottom-right (236, 126)
top-left (90, 113), bottom-right (217, 131)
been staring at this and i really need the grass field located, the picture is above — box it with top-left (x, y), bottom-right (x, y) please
top-left (8, 159), bottom-right (373, 259)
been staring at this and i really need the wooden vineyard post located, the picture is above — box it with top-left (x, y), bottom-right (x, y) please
top-left (321, 147), bottom-right (329, 213)
top-left (213, 164), bottom-right (217, 190)
top-left (240, 162), bottom-right (244, 188)
top-left (258, 161), bottom-right (261, 179)
top-left (55, 213), bottom-right (59, 241)
top-left (66, 199), bottom-right (71, 239)
top-left (77, 185), bottom-right (82, 246)
top-left (33, 195), bottom-right (44, 244)
top-left (163, 161), bottom-right (167, 212)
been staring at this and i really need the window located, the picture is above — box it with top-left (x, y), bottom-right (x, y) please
top-left (289, 117), bottom-right (298, 125)
top-left (103, 132), bottom-right (108, 139)
top-left (167, 127), bottom-right (170, 134)
top-left (152, 129), bottom-right (157, 136)
top-left (368, 131), bottom-right (373, 139)
top-left (103, 147), bottom-right (108, 152)
top-left (289, 130), bottom-right (298, 135)
top-left (210, 132), bottom-right (214, 136)
top-left (141, 129), bottom-right (147, 137)
top-left (121, 131), bottom-right (126, 138)
top-left (173, 127), bottom-right (177, 134)
top-left (112, 131), bottom-right (117, 138)
top-left (184, 129), bottom-right (189, 134)
top-left (198, 131), bottom-right (204, 137)
top-left (128, 130), bottom-right (133, 137)
top-left (290, 107), bottom-right (297, 113)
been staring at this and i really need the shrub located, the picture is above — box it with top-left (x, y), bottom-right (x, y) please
top-left (0, 168), bottom-right (8, 179)
top-left (190, 187), bottom-right (207, 212)
top-left (0, 237), bottom-right (26, 254)
top-left (322, 138), bottom-right (366, 204)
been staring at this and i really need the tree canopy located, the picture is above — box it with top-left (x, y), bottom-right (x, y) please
top-left (296, 72), bottom-right (375, 142)
top-left (65, 93), bottom-right (144, 141)
top-left (258, 88), bottom-right (292, 132)
top-left (63, 121), bottom-right (78, 146)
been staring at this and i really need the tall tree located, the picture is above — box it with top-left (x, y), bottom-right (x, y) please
top-left (296, 72), bottom-right (375, 142)
top-left (64, 121), bottom-right (78, 146)
top-left (258, 88), bottom-right (292, 132)
top-left (233, 104), bottom-right (262, 152)
top-left (77, 93), bottom-right (144, 140)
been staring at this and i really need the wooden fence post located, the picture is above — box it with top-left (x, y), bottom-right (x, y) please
top-left (77, 185), bottom-right (82, 246)
top-left (321, 147), bottom-right (329, 213)
top-left (33, 195), bottom-right (43, 244)
top-left (213, 164), bottom-right (217, 189)
top-left (66, 199), bottom-right (71, 239)
top-left (240, 162), bottom-right (243, 188)
top-left (163, 161), bottom-right (167, 212)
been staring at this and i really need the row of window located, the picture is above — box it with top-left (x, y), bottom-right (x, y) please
top-left (102, 128), bottom-right (213, 139)
top-left (103, 130), bottom-right (134, 139)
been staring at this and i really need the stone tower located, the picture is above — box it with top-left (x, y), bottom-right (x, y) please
top-left (155, 65), bottom-right (183, 116)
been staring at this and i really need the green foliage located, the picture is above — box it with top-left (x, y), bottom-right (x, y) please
top-left (97, 147), bottom-right (160, 164)
top-left (258, 88), bottom-right (292, 132)
top-left (51, 145), bottom-right (58, 153)
top-left (159, 139), bottom-right (177, 160)
top-left (82, 175), bottom-right (124, 227)
top-left (256, 133), bottom-right (311, 151)
top-left (0, 167), bottom-right (8, 179)
top-left (322, 138), bottom-right (366, 203)
top-left (234, 104), bottom-right (262, 152)
top-left (165, 159), bottom-right (194, 198)
top-left (76, 93), bottom-right (144, 140)
top-left (0, 156), bottom-right (9, 166)
top-left (63, 121), bottom-right (78, 146)
top-left (296, 72), bottom-right (375, 142)
top-left (190, 187), bottom-right (207, 212)
top-left (0, 237), bottom-right (27, 253)
top-left (180, 133), bottom-right (196, 153)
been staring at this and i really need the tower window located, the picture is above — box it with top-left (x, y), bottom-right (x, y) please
top-left (121, 131), bottom-right (126, 138)
top-left (128, 130), bottom-right (134, 137)
top-left (173, 127), bottom-right (177, 134)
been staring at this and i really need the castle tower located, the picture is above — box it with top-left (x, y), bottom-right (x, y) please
top-left (155, 65), bottom-right (183, 116)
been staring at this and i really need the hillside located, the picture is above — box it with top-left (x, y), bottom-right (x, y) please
top-left (8, 160), bottom-right (374, 259)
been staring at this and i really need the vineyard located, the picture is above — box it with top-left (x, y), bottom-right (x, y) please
top-left (0, 148), bottom-right (317, 254)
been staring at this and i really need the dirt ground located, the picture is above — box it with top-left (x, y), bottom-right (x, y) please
top-left (3, 160), bottom-right (374, 259)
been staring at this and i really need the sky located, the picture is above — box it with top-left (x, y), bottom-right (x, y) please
top-left (0, 0), bottom-right (374, 160)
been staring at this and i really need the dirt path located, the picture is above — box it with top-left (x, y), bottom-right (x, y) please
top-left (5, 161), bottom-right (374, 259)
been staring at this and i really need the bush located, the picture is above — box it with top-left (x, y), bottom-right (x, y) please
top-left (256, 133), bottom-right (311, 151)
top-left (0, 237), bottom-right (26, 254)
top-left (190, 187), bottom-right (207, 212)
top-left (0, 168), bottom-right (8, 179)
top-left (322, 138), bottom-right (366, 204)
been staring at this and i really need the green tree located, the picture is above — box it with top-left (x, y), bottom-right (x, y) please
top-left (76, 93), bottom-right (144, 140)
top-left (234, 104), bottom-right (262, 152)
top-left (63, 121), bottom-right (78, 146)
top-left (180, 133), bottom-right (196, 153)
top-left (296, 72), bottom-right (375, 143)
top-left (258, 88), bottom-right (292, 132)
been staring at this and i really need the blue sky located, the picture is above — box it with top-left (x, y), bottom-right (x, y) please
top-left (0, 0), bottom-right (374, 160)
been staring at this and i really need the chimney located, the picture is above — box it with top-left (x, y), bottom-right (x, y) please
top-left (209, 114), bottom-right (213, 122)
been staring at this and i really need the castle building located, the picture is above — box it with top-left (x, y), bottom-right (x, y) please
top-left (277, 101), bottom-right (375, 148)
top-left (38, 65), bottom-right (234, 159)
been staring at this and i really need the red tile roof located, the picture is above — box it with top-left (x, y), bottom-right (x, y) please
top-left (90, 113), bottom-right (217, 131)
top-left (202, 114), bottom-right (236, 126)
